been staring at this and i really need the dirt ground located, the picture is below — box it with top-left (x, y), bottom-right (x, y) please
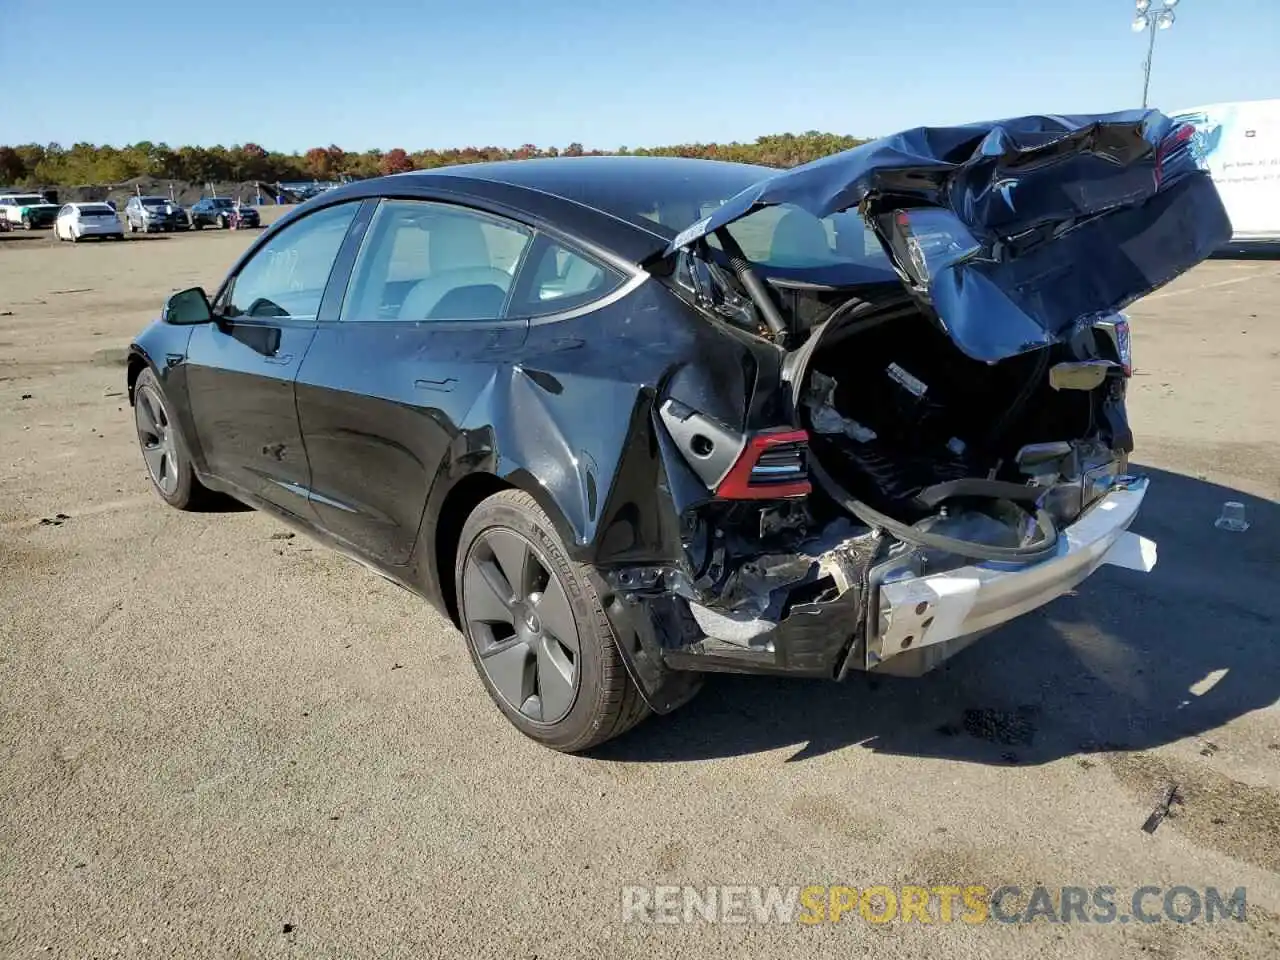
top-left (1, 222), bottom-right (1278, 958)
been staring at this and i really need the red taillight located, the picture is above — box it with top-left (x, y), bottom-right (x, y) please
top-left (1155, 122), bottom-right (1196, 185)
top-left (715, 429), bottom-right (812, 500)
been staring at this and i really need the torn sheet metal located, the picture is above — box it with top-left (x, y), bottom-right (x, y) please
top-left (664, 110), bottom-right (1232, 362)
top-left (683, 517), bottom-right (877, 646)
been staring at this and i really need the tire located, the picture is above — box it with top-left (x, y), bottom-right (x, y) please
top-left (217, 215), bottom-right (228, 229)
top-left (133, 368), bottom-right (210, 510)
top-left (22, 215), bottom-right (32, 230)
top-left (127, 219), bottom-right (136, 234)
top-left (455, 489), bottom-right (650, 752)
top-left (191, 220), bottom-right (203, 231)
top-left (70, 229), bottom-right (79, 243)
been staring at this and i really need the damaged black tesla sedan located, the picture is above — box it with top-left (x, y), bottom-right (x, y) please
top-left (127, 109), bottom-right (1230, 751)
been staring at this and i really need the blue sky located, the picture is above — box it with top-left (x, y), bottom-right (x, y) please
top-left (2, 0), bottom-right (1277, 152)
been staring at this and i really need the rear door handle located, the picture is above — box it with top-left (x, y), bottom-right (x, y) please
top-left (415, 378), bottom-right (456, 393)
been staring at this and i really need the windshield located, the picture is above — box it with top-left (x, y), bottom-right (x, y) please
top-left (142, 198), bottom-right (170, 207)
top-left (209, 198), bottom-right (234, 208)
top-left (8, 195), bottom-right (46, 205)
top-left (79, 205), bottom-right (115, 216)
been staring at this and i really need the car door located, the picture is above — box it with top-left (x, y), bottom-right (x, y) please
top-left (293, 198), bottom-right (539, 565)
top-left (184, 201), bottom-right (360, 517)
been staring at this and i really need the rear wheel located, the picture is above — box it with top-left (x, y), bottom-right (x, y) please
top-left (455, 490), bottom-right (649, 752)
top-left (217, 214), bottom-right (228, 229)
top-left (21, 214), bottom-right (32, 230)
top-left (133, 368), bottom-right (209, 510)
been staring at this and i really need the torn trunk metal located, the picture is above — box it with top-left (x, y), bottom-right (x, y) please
top-left (662, 109), bottom-right (1232, 361)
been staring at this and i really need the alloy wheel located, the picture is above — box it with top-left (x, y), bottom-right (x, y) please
top-left (134, 383), bottom-right (180, 496)
top-left (461, 528), bottom-right (581, 724)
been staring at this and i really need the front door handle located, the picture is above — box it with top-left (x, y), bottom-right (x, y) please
top-left (263, 354), bottom-right (294, 365)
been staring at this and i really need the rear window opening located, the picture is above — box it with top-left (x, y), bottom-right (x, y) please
top-left (707, 204), bottom-right (891, 276)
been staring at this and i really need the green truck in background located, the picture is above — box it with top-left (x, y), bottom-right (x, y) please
top-left (0, 192), bottom-right (60, 229)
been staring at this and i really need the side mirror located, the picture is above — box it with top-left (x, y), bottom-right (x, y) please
top-left (163, 287), bottom-right (213, 325)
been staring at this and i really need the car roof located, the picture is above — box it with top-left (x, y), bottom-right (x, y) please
top-left (307, 156), bottom-right (778, 264)
top-left (413, 154), bottom-right (773, 193)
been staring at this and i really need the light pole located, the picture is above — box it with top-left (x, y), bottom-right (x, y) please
top-left (1132, 0), bottom-right (1180, 108)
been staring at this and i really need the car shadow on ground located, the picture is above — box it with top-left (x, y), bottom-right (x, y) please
top-left (597, 465), bottom-right (1279, 765)
top-left (1210, 244), bottom-right (1280, 261)
top-left (190, 492), bottom-right (253, 513)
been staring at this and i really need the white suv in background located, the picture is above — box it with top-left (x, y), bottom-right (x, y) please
top-left (55, 202), bottom-right (124, 242)
top-left (0, 192), bottom-right (60, 229)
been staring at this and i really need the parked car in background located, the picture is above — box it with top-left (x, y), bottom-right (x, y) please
top-left (189, 197), bottom-right (260, 230)
top-left (125, 196), bottom-right (189, 233)
top-left (54, 202), bottom-right (124, 242)
top-left (126, 110), bottom-right (1228, 752)
top-left (0, 192), bottom-right (60, 229)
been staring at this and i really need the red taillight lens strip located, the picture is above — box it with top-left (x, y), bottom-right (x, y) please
top-left (715, 429), bottom-right (812, 500)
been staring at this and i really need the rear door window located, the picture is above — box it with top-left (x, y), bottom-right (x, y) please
top-left (340, 200), bottom-right (532, 322)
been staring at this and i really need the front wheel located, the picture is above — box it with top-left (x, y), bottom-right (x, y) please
top-left (21, 215), bottom-right (32, 230)
top-left (455, 490), bottom-right (650, 752)
top-left (133, 368), bottom-right (210, 510)
top-left (217, 214), bottom-right (228, 229)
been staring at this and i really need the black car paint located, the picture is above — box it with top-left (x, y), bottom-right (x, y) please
top-left (128, 112), bottom-right (1230, 714)
top-left (190, 198), bottom-right (261, 228)
top-left (128, 170), bottom-right (779, 713)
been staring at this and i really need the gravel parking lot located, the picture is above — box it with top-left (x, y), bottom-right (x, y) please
top-left (1, 223), bottom-right (1278, 958)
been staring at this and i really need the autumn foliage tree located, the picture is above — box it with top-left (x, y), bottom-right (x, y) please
top-left (303, 146), bottom-right (334, 179)
top-left (0, 133), bottom-right (871, 188)
top-left (380, 148), bottom-right (414, 175)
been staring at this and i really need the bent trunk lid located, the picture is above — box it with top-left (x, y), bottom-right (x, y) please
top-left (665, 110), bottom-right (1232, 362)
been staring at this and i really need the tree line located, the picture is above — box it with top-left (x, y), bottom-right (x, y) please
top-left (0, 133), bottom-right (869, 188)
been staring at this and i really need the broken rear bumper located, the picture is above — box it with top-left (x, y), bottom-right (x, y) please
top-left (613, 477), bottom-right (1155, 707)
top-left (860, 477), bottom-right (1155, 676)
